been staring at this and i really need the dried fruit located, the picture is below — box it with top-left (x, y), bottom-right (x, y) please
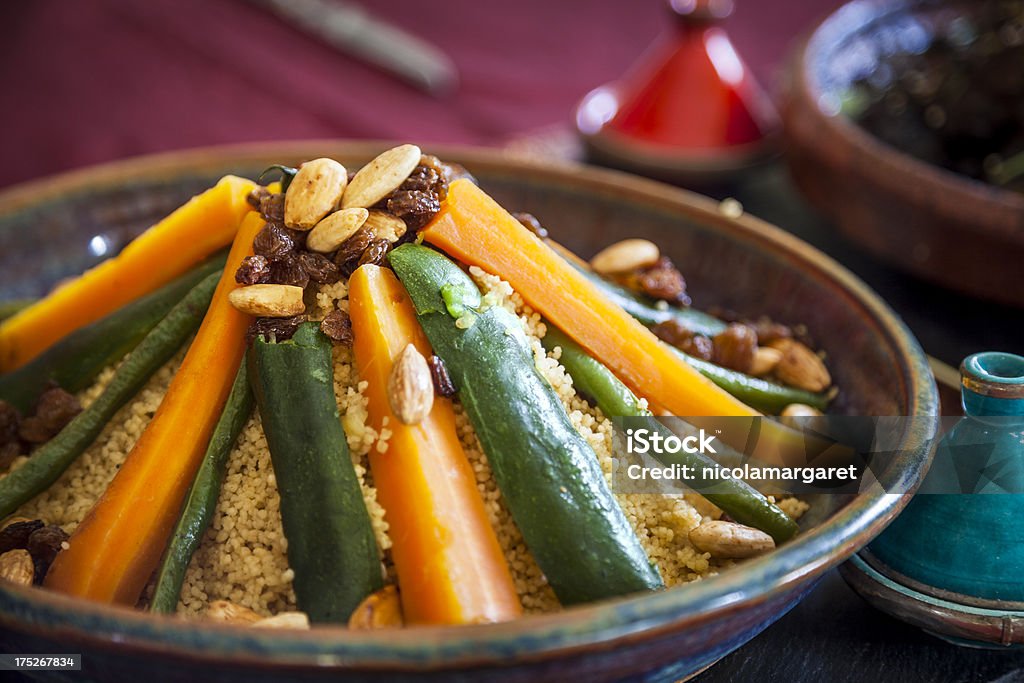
top-left (252, 612), bottom-right (310, 629)
top-left (348, 585), bottom-right (404, 629)
top-left (26, 524), bottom-right (68, 583)
top-left (0, 549), bottom-right (34, 586)
top-left (343, 144), bottom-right (422, 210)
top-left (284, 158), bottom-right (348, 230)
top-left (228, 284), bottom-right (306, 318)
top-left (298, 252), bottom-right (340, 284)
top-left (651, 321), bottom-right (713, 361)
top-left (333, 227), bottom-right (375, 275)
top-left (19, 388), bottom-right (81, 444)
top-left (512, 212), bottom-right (548, 239)
top-left (259, 193), bottom-right (286, 223)
top-left (428, 355), bottom-right (456, 397)
top-left (253, 223), bottom-right (296, 261)
top-left (388, 344), bottom-right (434, 425)
top-left (0, 443), bottom-right (20, 471)
top-left (357, 238), bottom-right (391, 269)
top-left (0, 400), bottom-right (21, 447)
top-left (712, 324), bottom-right (758, 374)
top-left (246, 315), bottom-right (305, 345)
top-left (306, 208), bottom-right (369, 253)
top-left (320, 310), bottom-right (353, 345)
top-left (246, 186), bottom-right (269, 210)
top-left (636, 257), bottom-right (690, 305)
top-left (689, 520), bottom-right (775, 559)
top-left (206, 599), bottom-right (262, 624)
top-left (364, 210), bottom-right (408, 243)
top-left (269, 253), bottom-right (310, 289)
top-left (591, 239), bottom-right (660, 275)
top-left (235, 255), bottom-right (272, 285)
top-left (768, 339), bottom-right (832, 393)
top-left (0, 519), bottom-right (44, 554)
top-left (386, 190), bottom-right (440, 231)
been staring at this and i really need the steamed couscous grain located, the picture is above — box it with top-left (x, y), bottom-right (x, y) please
top-left (4, 269), bottom-right (805, 617)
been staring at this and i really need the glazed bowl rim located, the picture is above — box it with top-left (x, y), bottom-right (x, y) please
top-left (0, 140), bottom-right (939, 671)
top-left (791, 0), bottom-right (1024, 240)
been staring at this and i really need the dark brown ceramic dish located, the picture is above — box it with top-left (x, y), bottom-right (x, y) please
top-left (782, 0), bottom-right (1024, 308)
top-left (0, 142), bottom-right (938, 682)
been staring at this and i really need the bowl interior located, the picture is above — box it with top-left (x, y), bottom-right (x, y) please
top-left (0, 143), bottom-right (938, 670)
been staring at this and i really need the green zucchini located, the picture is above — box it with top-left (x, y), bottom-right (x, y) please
top-left (248, 322), bottom-right (382, 623)
top-left (389, 244), bottom-right (663, 605)
top-left (150, 358), bottom-right (253, 614)
top-left (0, 270), bottom-right (221, 519)
top-left (0, 253), bottom-right (227, 413)
top-left (542, 326), bottom-right (799, 543)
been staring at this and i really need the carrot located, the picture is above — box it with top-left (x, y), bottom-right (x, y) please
top-left (419, 179), bottom-right (759, 419)
top-left (0, 175), bottom-right (255, 372)
top-left (44, 211), bottom-right (262, 605)
top-left (348, 264), bottom-right (522, 625)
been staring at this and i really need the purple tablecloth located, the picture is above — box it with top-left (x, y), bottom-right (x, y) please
top-left (0, 0), bottom-right (840, 189)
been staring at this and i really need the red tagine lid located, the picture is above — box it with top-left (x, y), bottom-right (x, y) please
top-left (576, 0), bottom-right (778, 181)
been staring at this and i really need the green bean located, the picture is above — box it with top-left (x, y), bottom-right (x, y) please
top-left (680, 352), bottom-right (829, 414)
top-left (149, 357), bottom-right (253, 614)
top-left (0, 270), bottom-right (220, 519)
top-left (541, 325), bottom-right (799, 543)
top-left (0, 254), bottom-right (226, 412)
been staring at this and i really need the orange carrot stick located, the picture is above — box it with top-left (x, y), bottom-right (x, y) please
top-left (44, 211), bottom-right (262, 605)
top-left (420, 179), bottom-right (759, 419)
top-left (349, 264), bottom-right (522, 625)
top-left (0, 175), bottom-right (255, 371)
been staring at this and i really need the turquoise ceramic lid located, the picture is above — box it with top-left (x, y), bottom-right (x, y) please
top-left (961, 352), bottom-right (1024, 419)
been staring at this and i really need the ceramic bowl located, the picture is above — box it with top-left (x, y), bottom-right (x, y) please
top-left (781, 0), bottom-right (1024, 308)
top-left (0, 142), bottom-right (938, 682)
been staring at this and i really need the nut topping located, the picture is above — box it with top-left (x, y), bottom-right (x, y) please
top-left (206, 599), bottom-right (262, 624)
top-left (348, 585), bottom-right (404, 629)
top-left (689, 520), bottom-right (775, 559)
top-left (284, 158), bottom-right (348, 230)
top-left (0, 549), bottom-right (34, 586)
top-left (228, 284), bottom-right (305, 318)
top-left (590, 239), bottom-right (660, 275)
top-left (768, 339), bottom-right (832, 393)
top-left (363, 210), bottom-right (408, 244)
top-left (749, 346), bottom-right (783, 377)
top-left (387, 344), bottom-right (434, 425)
top-left (307, 208), bottom-right (369, 253)
top-left (342, 144), bottom-right (422, 209)
top-left (252, 612), bottom-right (310, 629)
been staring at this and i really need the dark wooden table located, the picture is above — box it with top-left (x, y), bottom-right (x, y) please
top-left (690, 164), bottom-right (1024, 683)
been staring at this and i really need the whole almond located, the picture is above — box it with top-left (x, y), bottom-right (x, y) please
top-left (590, 239), bottom-right (661, 275)
top-left (348, 585), bottom-right (403, 630)
top-left (749, 346), bottom-right (783, 377)
top-left (228, 284), bottom-right (305, 317)
top-left (388, 344), bottom-right (434, 425)
top-left (689, 521), bottom-right (775, 559)
top-left (0, 549), bottom-right (35, 586)
top-left (284, 158), bottom-right (348, 230)
top-left (342, 144), bottom-right (421, 209)
top-left (768, 339), bottom-right (831, 393)
top-left (781, 403), bottom-right (824, 419)
top-left (207, 600), bottom-right (262, 624)
top-left (307, 208), bottom-right (369, 253)
top-left (364, 210), bottom-right (407, 244)
top-left (252, 612), bottom-right (310, 629)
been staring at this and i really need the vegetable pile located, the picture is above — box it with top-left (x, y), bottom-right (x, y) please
top-left (0, 145), bottom-right (833, 628)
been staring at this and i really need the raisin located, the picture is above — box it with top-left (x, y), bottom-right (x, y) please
top-left (259, 193), bottom-right (285, 223)
top-left (26, 524), bottom-right (68, 584)
top-left (235, 255), bottom-right (272, 285)
top-left (0, 442), bottom-right (20, 471)
top-left (253, 223), bottom-right (295, 261)
top-left (320, 310), bottom-right (354, 345)
top-left (246, 315), bottom-right (305, 345)
top-left (0, 400), bottom-right (21, 446)
top-left (746, 317), bottom-right (792, 345)
top-left (246, 186), bottom-right (270, 210)
top-left (357, 239), bottom-right (391, 268)
top-left (298, 251), bottom-right (340, 284)
top-left (19, 388), bottom-right (80, 444)
top-left (651, 320), bottom-right (693, 347)
top-left (681, 334), bottom-right (714, 361)
top-left (0, 519), bottom-right (44, 554)
top-left (400, 165), bottom-right (442, 193)
top-left (428, 355), bottom-right (456, 397)
top-left (285, 227), bottom-right (308, 251)
top-left (512, 212), bottom-right (548, 239)
top-left (387, 190), bottom-right (440, 231)
top-left (269, 253), bottom-right (309, 288)
top-left (712, 323), bottom-right (758, 373)
top-left (637, 257), bottom-right (690, 305)
top-left (334, 227), bottom-right (374, 276)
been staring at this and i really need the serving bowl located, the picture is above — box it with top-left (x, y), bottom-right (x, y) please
top-left (0, 142), bottom-right (938, 682)
top-left (782, 0), bottom-right (1024, 308)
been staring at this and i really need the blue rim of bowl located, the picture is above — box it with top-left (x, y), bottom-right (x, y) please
top-left (0, 141), bottom-right (940, 671)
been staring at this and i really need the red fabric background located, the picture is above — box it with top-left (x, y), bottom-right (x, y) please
top-left (0, 0), bottom-right (840, 189)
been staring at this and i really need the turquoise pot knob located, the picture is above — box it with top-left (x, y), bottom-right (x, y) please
top-left (866, 351), bottom-right (1024, 604)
